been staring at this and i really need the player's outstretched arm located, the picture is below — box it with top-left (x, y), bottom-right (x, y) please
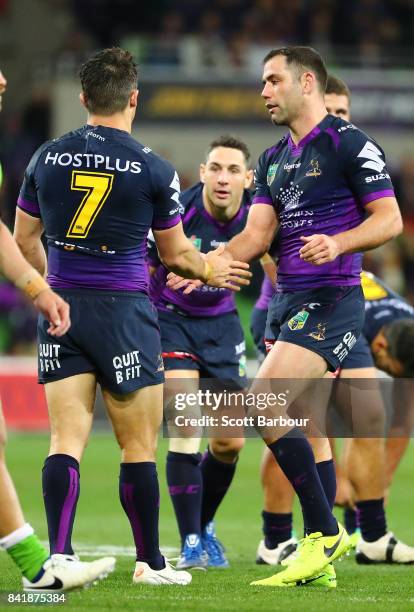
top-left (0, 221), bottom-right (70, 336)
top-left (154, 222), bottom-right (251, 291)
top-left (224, 204), bottom-right (278, 263)
top-left (165, 205), bottom-right (276, 294)
top-left (299, 197), bottom-right (402, 265)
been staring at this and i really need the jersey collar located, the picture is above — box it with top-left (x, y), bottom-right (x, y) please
top-left (287, 114), bottom-right (331, 156)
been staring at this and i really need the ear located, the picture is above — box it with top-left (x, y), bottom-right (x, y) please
top-left (130, 89), bottom-right (139, 108)
top-left (244, 168), bottom-right (254, 189)
top-left (301, 71), bottom-right (315, 94)
top-left (79, 92), bottom-right (88, 109)
top-left (371, 329), bottom-right (388, 352)
top-left (199, 163), bottom-right (206, 183)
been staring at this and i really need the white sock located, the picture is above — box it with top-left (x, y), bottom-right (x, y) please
top-left (0, 523), bottom-right (34, 550)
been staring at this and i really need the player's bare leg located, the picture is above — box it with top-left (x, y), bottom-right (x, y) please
top-left (0, 398), bottom-right (115, 591)
top-left (46, 373), bottom-right (97, 461)
top-left (384, 379), bottom-right (414, 495)
top-left (43, 374), bottom-right (97, 556)
top-left (103, 383), bottom-right (191, 585)
top-left (385, 437), bottom-right (410, 494)
top-left (0, 404), bottom-right (47, 584)
top-left (339, 368), bottom-right (385, 544)
top-left (339, 367), bottom-right (414, 563)
top-left (0, 404), bottom-right (25, 536)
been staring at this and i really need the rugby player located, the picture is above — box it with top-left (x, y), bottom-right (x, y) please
top-left (250, 74), bottom-right (352, 368)
top-left (256, 76), bottom-right (414, 572)
top-left (168, 47), bottom-right (403, 586)
top-left (0, 69), bottom-right (116, 592)
top-left (251, 74), bottom-right (353, 567)
top-left (149, 135), bottom-right (252, 569)
top-left (13, 48), bottom-right (250, 587)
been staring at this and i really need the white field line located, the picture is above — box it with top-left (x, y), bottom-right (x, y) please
top-left (38, 542), bottom-right (180, 558)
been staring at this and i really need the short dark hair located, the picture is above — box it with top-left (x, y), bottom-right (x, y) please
top-left (79, 47), bottom-right (138, 115)
top-left (384, 319), bottom-right (414, 377)
top-left (263, 46), bottom-right (327, 93)
top-left (326, 74), bottom-right (351, 101)
top-left (206, 135), bottom-right (251, 166)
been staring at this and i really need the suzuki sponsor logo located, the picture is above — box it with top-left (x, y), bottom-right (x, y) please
top-left (365, 172), bottom-right (390, 183)
top-left (357, 141), bottom-right (386, 173)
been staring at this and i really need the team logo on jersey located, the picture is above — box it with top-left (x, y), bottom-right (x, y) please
top-left (287, 310), bottom-right (309, 331)
top-left (306, 159), bottom-right (322, 177)
top-left (267, 163), bottom-right (279, 186)
top-left (308, 323), bottom-right (327, 341)
top-left (357, 141), bottom-right (385, 173)
top-left (190, 235), bottom-right (202, 250)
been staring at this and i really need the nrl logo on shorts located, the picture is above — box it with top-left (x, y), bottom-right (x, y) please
top-left (287, 310), bottom-right (309, 331)
top-left (306, 158), bottom-right (322, 177)
top-left (267, 163), bottom-right (279, 186)
top-left (190, 235), bottom-right (202, 250)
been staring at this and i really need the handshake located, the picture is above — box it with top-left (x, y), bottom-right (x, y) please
top-left (167, 245), bottom-right (252, 295)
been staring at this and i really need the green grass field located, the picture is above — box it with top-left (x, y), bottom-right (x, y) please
top-left (1, 433), bottom-right (414, 611)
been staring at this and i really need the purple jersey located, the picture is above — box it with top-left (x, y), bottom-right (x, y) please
top-left (17, 125), bottom-right (181, 292)
top-left (148, 182), bottom-right (250, 317)
top-left (254, 275), bottom-right (274, 310)
top-left (253, 115), bottom-right (395, 292)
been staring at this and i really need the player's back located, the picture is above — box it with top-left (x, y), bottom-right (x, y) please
top-left (18, 125), bottom-right (180, 292)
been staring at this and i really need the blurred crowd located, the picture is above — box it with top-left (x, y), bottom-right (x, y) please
top-left (70, 0), bottom-right (414, 70)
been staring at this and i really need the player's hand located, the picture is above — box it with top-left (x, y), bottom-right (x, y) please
top-left (334, 473), bottom-right (356, 509)
top-left (205, 245), bottom-right (251, 291)
top-left (166, 274), bottom-right (203, 295)
top-left (33, 289), bottom-right (71, 336)
top-left (166, 246), bottom-right (251, 294)
top-left (299, 234), bottom-right (340, 265)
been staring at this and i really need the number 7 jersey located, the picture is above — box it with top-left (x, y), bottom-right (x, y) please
top-left (17, 124), bottom-right (181, 292)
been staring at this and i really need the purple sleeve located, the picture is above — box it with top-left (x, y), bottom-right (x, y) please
top-left (17, 195), bottom-right (40, 217)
